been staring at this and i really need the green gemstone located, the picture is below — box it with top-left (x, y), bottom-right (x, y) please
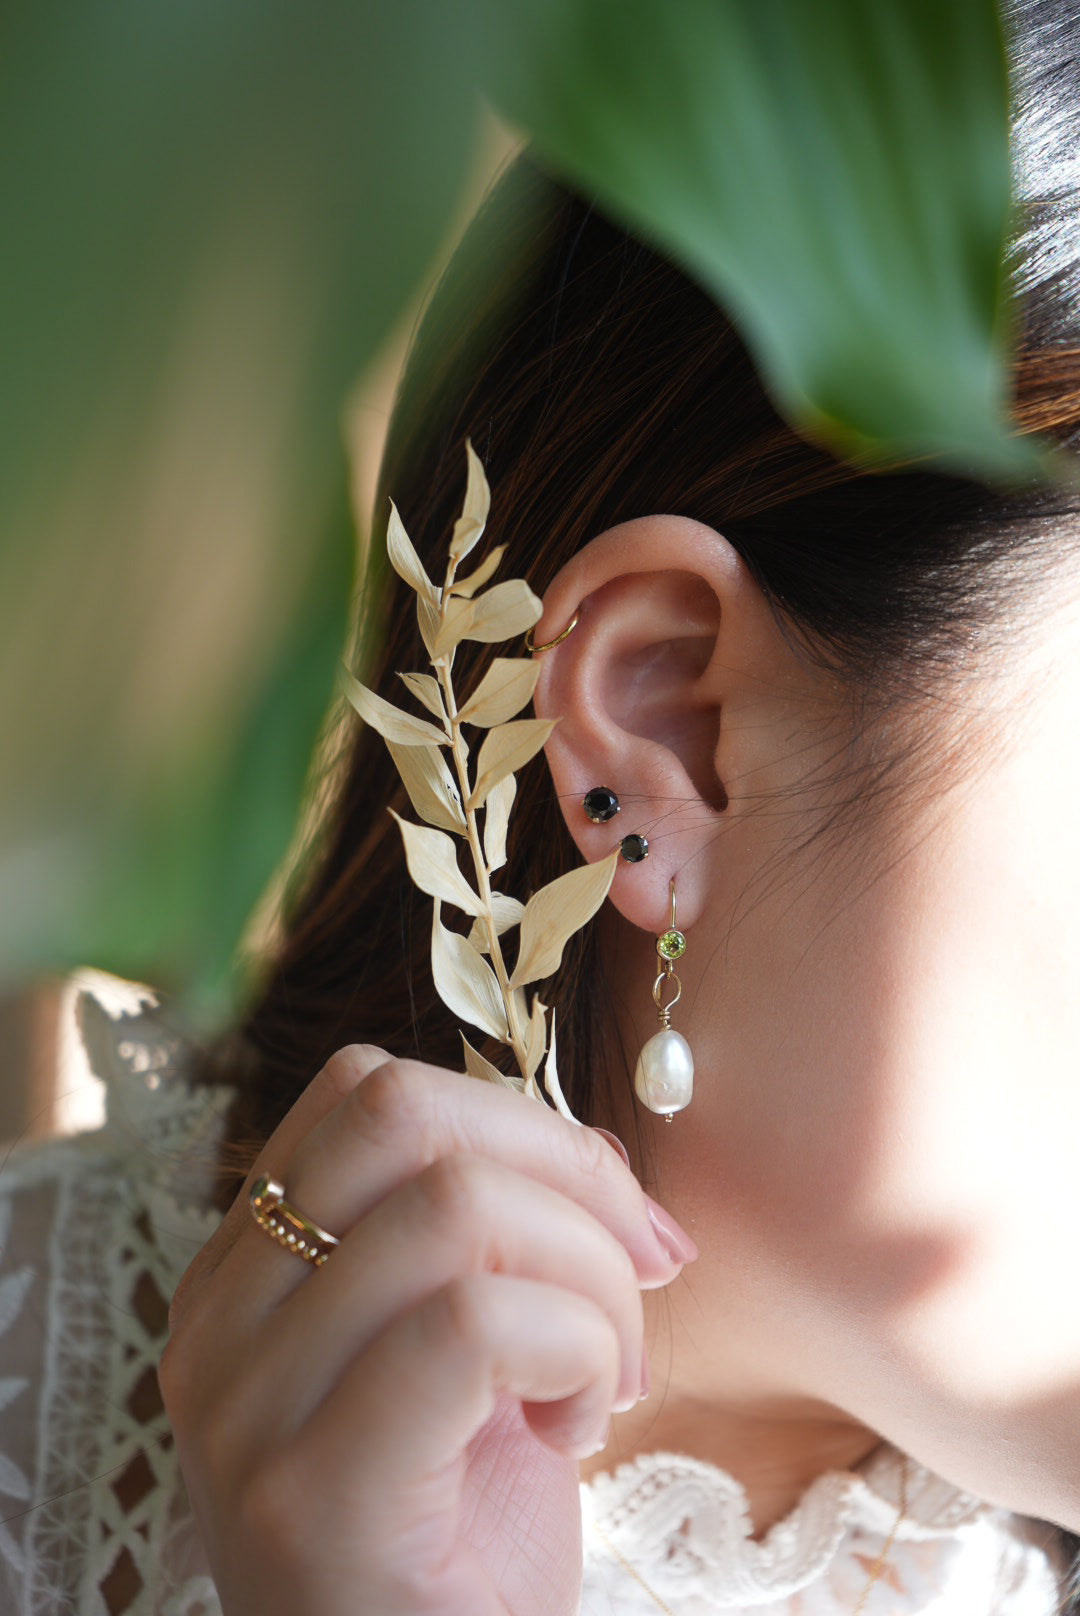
top-left (657, 928), bottom-right (686, 961)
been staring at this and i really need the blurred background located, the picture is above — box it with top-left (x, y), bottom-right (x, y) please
top-left (0, 100), bottom-right (519, 1144)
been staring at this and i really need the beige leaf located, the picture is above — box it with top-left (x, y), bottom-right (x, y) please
top-left (387, 501), bottom-right (438, 604)
top-left (458, 658), bottom-right (541, 728)
top-left (483, 771), bottom-right (516, 873)
top-left (450, 545), bottom-right (506, 598)
top-left (542, 1010), bottom-right (580, 1123)
top-left (509, 848), bottom-right (619, 989)
top-left (340, 667), bottom-right (447, 747)
top-left (466, 893), bottom-right (526, 953)
top-left (386, 741), bottom-right (465, 836)
top-left (466, 578), bottom-right (543, 641)
top-left (417, 595), bottom-right (443, 661)
top-left (431, 900), bottom-right (508, 1041)
top-left (469, 718), bottom-right (556, 812)
top-left (397, 670), bottom-right (446, 721)
top-left (430, 596), bottom-right (473, 660)
top-left (390, 811), bottom-right (482, 914)
top-left (461, 1032), bottom-right (523, 1092)
top-left (523, 994), bottom-right (547, 1082)
top-left (431, 580), bottom-right (543, 659)
top-left (449, 441), bottom-right (492, 563)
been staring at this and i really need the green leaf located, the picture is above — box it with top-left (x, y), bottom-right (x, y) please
top-left (484, 0), bottom-right (1046, 483)
top-left (0, 3), bottom-right (480, 1007)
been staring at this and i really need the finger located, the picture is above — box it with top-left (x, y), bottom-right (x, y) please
top-left (295, 1273), bottom-right (619, 1520)
top-left (230, 1153), bottom-right (645, 1432)
top-left (169, 1042), bottom-right (389, 1328)
top-left (222, 1057), bottom-right (692, 1310)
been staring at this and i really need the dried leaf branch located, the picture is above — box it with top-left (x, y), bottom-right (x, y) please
top-left (341, 441), bottom-right (618, 1119)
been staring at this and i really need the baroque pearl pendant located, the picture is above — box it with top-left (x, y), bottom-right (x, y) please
top-left (634, 1028), bottom-right (694, 1115)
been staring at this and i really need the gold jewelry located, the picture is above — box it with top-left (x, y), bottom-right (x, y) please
top-left (248, 1173), bottom-right (340, 1266)
top-left (633, 878), bottom-right (694, 1119)
top-left (589, 1453), bottom-right (910, 1616)
top-left (589, 1519), bottom-right (678, 1615)
top-left (850, 1453), bottom-right (910, 1616)
top-left (525, 613), bottom-right (579, 652)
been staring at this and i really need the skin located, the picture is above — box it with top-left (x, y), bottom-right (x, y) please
top-left (162, 515), bottom-right (1080, 1614)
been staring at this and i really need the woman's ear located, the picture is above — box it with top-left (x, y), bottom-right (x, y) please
top-left (530, 515), bottom-right (835, 936)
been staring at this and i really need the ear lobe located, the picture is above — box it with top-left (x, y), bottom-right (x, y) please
top-left (530, 514), bottom-right (821, 936)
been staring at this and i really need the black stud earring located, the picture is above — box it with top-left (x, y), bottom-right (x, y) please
top-left (583, 786), bottom-right (620, 823)
top-left (619, 833), bottom-right (649, 863)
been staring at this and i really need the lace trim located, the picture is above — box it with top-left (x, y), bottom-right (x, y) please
top-left (580, 1446), bottom-right (1060, 1613)
top-left (5, 979), bottom-right (229, 1615)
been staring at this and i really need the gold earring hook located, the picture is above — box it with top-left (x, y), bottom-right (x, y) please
top-left (525, 614), bottom-right (579, 654)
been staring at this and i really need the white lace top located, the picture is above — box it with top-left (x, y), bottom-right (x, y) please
top-left (0, 979), bottom-right (1069, 1615)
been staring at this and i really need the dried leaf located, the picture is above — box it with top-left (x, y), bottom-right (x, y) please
top-left (523, 993), bottom-right (547, 1082)
top-left (466, 578), bottom-right (543, 640)
top-left (387, 502), bottom-right (438, 604)
top-left (469, 718), bottom-right (556, 812)
top-left (467, 893), bottom-right (525, 953)
top-left (509, 848), bottom-right (619, 989)
top-left (430, 596), bottom-right (474, 659)
top-left (458, 658), bottom-right (541, 728)
top-left (432, 579), bottom-right (543, 659)
top-left (484, 771), bottom-right (516, 872)
top-left (543, 1010), bottom-right (580, 1123)
top-left (397, 670), bottom-right (446, 720)
top-left (432, 899), bottom-right (508, 1041)
top-left (461, 1032), bottom-right (523, 1092)
top-left (390, 811), bottom-right (482, 913)
top-left (340, 667), bottom-right (447, 747)
top-left (386, 741), bottom-right (465, 836)
top-left (449, 440), bottom-right (491, 563)
top-left (450, 545), bottom-right (506, 598)
top-left (417, 595), bottom-right (443, 661)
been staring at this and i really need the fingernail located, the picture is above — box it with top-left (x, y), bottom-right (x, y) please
top-left (639, 1342), bottom-right (650, 1401)
top-left (583, 1417), bottom-right (611, 1458)
top-left (591, 1127), bottom-right (631, 1168)
top-left (645, 1198), bottom-right (699, 1265)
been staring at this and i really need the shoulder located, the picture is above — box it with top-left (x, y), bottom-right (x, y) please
top-left (1, 971), bottom-right (233, 1261)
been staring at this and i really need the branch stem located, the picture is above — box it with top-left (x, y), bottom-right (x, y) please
top-left (434, 648), bottom-right (529, 1077)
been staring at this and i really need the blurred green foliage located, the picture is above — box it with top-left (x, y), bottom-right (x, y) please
top-left (0, 1), bottom-right (1025, 1023)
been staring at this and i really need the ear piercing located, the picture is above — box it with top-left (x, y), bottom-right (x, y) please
top-left (582, 789), bottom-right (692, 1117)
top-left (634, 878), bottom-right (694, 1118)
top-left (583, 786), bottom-right (620, 823)
top-left (619, 833), bottom-right (649, 863)
top-left (582, 788), bottom-right (648, 862)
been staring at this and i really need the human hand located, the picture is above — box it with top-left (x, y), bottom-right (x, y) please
top-left (160, 1045), bottom-right (695, 1616)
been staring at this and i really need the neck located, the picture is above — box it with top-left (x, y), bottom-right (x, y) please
top-left (578, 1394), bottom-right (881, 1536)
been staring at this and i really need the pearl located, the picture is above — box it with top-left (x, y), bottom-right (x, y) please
top-left (634, 1029), bottom-right (694, 1115)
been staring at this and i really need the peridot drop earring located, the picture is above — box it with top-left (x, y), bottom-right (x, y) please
top-left (634, 877), bottom-right (693, 1119)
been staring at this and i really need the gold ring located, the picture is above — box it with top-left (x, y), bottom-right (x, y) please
top-left (525, 614), bottom-right (579, 654)
top-left (248, 1173), bottom-right (340, 1267)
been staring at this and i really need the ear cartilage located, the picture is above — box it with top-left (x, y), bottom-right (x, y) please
top-left (583, 786), bottom-right (620, 823)
top-left (634, 878), bottom-right (694, 1119)
top-left (619, 833), bottom-right (649, 863)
